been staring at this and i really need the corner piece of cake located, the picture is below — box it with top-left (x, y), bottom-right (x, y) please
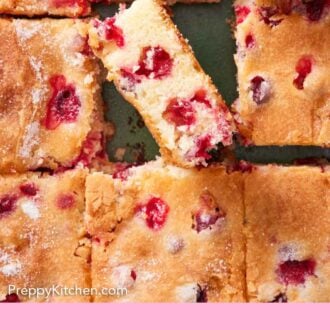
top-left (0, 0), bottom-right (94, 17)
top-left (85, 159), bottom-right (246, 302)
top-left (0, 169), bottom-right (90, 302)
top-left (88, 0), bottom-right (235, 168)
top-left (245, 165), bottom-right (330, 302)
top-left (0, 18), bottom-right (112, 173)
top-left (233, 0), bottom-right (330, 146)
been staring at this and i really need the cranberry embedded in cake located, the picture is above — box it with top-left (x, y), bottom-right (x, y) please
top-left (0, 194), bottom-right (18, 218)
top-left (135, 46), bottom-right (173, 79)
top-left (136, 197), bottom-right (169, 231)
top-left (93, 18), bottom-right (125, 47)
top-left (304, 0), bottom-right (328, 21)
top-left (19, 183), bottom-right (38, 197)
top-left (259, 7), bottom-right (283, 27)
top-left (44, 75), bottom-right (81, 130)
top-left (293, 56), bottom-right (313, 90)
top-left (57, 193), bottom-right (76, 210)
top-left (192, 190), bottom-right (226, 233)
top-left (245, 34), bottom-right (255, 48)
top-left (235, 5), bottom-right (251, 24)
top-left (277, 259), bottom-right (316, 285)
top-left (249, 76), bottom-right (270, 104)
top-left (163, 98), bottom-right (196, 127)
top-left (0, 293), bottom-right (20, 303)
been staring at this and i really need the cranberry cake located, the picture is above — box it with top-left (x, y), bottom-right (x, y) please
top-left (85, 159), bottom-right (245, 302)
top-left (0, 169), bottom-right (90, 302)
top-left (0, 0), bottom-right (95, 17)
top-left (234, 0), bottom-right (330, 146)
top-left (0, 18), bottom-right (110, 173)
top-left (245, 166), bottom-right (330, 302)
top-left (88, 0), bottom-right (234, 168)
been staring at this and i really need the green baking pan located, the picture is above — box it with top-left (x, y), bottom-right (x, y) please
top-left (95, 0), bottom-right (330, 164)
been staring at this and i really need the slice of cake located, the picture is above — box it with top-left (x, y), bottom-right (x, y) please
top-left (234, 0), bottom-right (330, 146)
top-left (0, 18), bottom-right (112, 173)
top-left (85, 159), bottom-right (245, 302)
top-left (0, 0), bottom-right (93, 17)
top-left (88, 0), bottom-right (234, 168)
top-left (0, 169), bottom-right (90, 302)
top-left (245, 165), bottom-right (330, 302)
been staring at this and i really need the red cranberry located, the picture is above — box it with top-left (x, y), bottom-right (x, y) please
top-left (112, 163), bottom-right (135, 181)
top-left (293, 56), bottom-right (313, 90)
top-left (259, 7), bottom-right (283, 27)
top-left (57, 193), bottom-right (76, 210)
top-left (0, 294), bottom-right (20, 303)
top-left (44, 75), bottom-right (81, 130)
top-left (192, 191), bottom-right (226, 233)
top-left (196, 285), bottom-right (208, 303)
top-left (191, 89), bottom-right (212, 108)
top-left (80, 36), bottom-right (93, 57)
top-left (163, 98), bottom-right (196, 127)
top-left (304, 0), bottom-right (327, 21)
top-left (52, 0), bottom-right (89, 15)
top-left (136, 197), bottom-right (169, 231)
top-left (73, 131), bottom-right (105, 167)
top-left (131, 270), bottom-right (137, 281)
top-left (194, 135), bottom-right (213, 160)
top-left (271, 293), bottom-right (288, 303)
top-left (250, 76), bottom-right (270, 104)
top-left (277, 259), bottom-right (316, 285)
top-left (0, 194), bottom-right (17, 217)
top-left (120, 69), bottom-right (141, 92)
top-left (20, 183), bottom-right (38, 197)
top-left (245, 34), bottom-right (255, 48)
top-left (135, 46), bottom-right (173, 79)
top-left (235, 5), bottom-right (251, 24)
top-left (93, 17), bottom-right (125, 47)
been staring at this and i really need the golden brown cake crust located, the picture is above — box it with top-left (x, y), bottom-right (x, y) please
top-left (245, 165), bottom-right (330, 302)
top-left (86, 160), bottom-right (246, 302)
top-left (0, 0), bottom-right (91, 17)
top-left (0, 18), bottom-right (106, 173)
top-left (234, 1), bottom-right (330, 146)
top-left (0, 169), bottom-right (91, 302)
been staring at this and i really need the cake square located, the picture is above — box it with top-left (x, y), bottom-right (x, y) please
top-left (234, 0), bottom-right (330, 146)
top-left (0, 0), bottom-right (91, 17)
top-left (245, 165), bottom-right (330, 302)
top-left (85, 159), bottom-right (246, 302)
top-left (0, 18), bottom-right (110, 174)
top-left (88, 0), bottom-right (235, 168)
top-left (0, 169), bottom-right (90, 302)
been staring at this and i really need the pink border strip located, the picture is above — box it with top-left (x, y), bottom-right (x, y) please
top-left (1, 304), bottom-right (328, 329)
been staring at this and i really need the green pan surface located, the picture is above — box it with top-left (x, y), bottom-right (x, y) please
top-left (96, 1), bottom-right (330, 164)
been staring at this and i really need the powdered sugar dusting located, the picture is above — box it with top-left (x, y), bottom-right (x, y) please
top-left (21, 200), bottom-right (40, 221)
top-left (19, 122), bottom-right (40, 159)
top-left (14, 21), bottom-right (42, 42)
top-left (29, 56), bottom-right (43, 82)
top-left (0, 251), bottom-right (22, 277)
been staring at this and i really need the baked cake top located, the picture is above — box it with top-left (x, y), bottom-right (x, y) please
top-left (0, 18), bottom-right (108, 173)
top-left (86, 159), bottom-right (246, 302)
top-left (234, 0), bottom-right (330, 146)
top-left (0, 169), bottom-right (90, 302)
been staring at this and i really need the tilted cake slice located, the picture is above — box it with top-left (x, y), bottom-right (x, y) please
top-left (0, 0), bottom-right (94, 17)
top-left (0, 18), bottom-right (112, 173)
top-left (233, 0), bottom-right (330, 146)
top-left (0, 169), bottom-right (90, 302)
top-left (85, 159), bottom-right (246, 302)
top-left (245, 165), bottom-right (330, 302)
top-left (88, 0), bottom-right (235, 168)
